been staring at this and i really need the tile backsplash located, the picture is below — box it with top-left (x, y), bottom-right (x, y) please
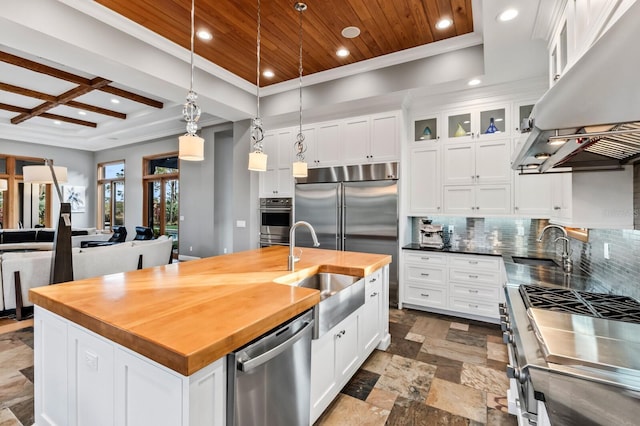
top-left (411, 216), bottom-right (640, 300)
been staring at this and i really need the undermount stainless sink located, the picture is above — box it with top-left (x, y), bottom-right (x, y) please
top-left (512, 256), bottom-right (560, 268)
top-left (294, 273), bottom-right (364, 339)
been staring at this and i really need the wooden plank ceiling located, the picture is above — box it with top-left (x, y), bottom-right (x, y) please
top-left (95, 0), bottom-right (474, 86)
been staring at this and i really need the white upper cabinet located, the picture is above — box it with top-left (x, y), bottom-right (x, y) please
top-left (408, 145), bottom-right (441, 215)
top-left (259, 128), bottom-right (294, 198)
top-left (310, 122), bottom-right (342, 168)
top-left (343, 112), bottom-right (400, 165)
top-left (443, 139), bottom-right (511, 185)
top-left (413, 114), bottom-right (440, 142)
top-left (444, 103), bottom-right (510, 142)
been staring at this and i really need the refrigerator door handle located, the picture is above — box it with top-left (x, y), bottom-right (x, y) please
top-left (340, 185), bottom-right (346, 251)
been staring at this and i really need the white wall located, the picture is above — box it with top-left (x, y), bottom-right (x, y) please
top-left (0, 139), bottom-right (95, 229)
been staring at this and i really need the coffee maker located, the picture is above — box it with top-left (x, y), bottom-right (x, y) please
top-left (419, 219), bottom-right (444, 249)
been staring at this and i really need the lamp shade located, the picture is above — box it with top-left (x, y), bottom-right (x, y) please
top-left (248, 151), bottom-right (268, 172)
top-left (179, 134), bottom-right (205, 161)
top-left (0, 179), bottom-right (7, 191)
top-left (23, 165), bottom-right (68, 184)
top-left (292, 161), bottom-right (308, 178)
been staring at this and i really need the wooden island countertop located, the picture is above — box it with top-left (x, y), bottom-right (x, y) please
top-left (29, 246), bottom-right (391, 375)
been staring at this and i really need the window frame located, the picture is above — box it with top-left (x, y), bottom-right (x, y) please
top-left (97, 160), bottom-right (126, 231)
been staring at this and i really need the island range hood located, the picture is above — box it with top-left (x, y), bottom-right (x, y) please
top-left (512, 1), bottom-right (640, 173)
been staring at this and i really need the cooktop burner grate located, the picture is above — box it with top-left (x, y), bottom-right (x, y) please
top-left (519, 285), bottom-right (640, 324)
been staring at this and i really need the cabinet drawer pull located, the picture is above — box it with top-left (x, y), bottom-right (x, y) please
top-left (420, 257), bottom-right (430, 260)
top-left (468, 260), bottom-right (478, 265)
top-left (468, 274), bottom-right (478, 279)
top-left (420, 273), bottom-right (430, 277)
top-left (468, 289), bottom-right (479, 293)
top-left (336, 330), bottom-right (346, 338)
top-left (420, 293), bottom-right (430, 297)
top-left (370, 292), bottom-right (378, 297)
top-left (468, 304), bottom-right (479, 309)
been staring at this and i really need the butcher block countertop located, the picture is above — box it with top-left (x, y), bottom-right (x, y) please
top-left (29, 246), bottom-right (391, 376)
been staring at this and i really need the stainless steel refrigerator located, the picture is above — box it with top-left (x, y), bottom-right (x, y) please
top-left (294, 163), bottom-right (399, 307)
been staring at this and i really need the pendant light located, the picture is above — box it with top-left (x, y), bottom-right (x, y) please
top-left (179, 0), bottom-right (204, 161)
top-left (248, 0), bottom-right (267, 171)
top-left (292, 2), bottom-right (308, 178)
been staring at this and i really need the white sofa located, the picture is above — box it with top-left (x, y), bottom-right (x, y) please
top-left (0, 236), bottom-right (173, 318)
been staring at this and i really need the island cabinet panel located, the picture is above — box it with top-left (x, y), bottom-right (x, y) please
top-left (114, 349), bottom-right (183, 426)
top-left (34, 309), bottom-right (69, 426)
top-left (34, 307), bottom-right (226, 426)
top-left (310, 267), bottom-right (390, 424)
top-left (68, 325), bottom-right (115, 426)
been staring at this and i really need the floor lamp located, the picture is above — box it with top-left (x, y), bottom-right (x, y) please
top-left (23, 161), bottom-right (73, 284)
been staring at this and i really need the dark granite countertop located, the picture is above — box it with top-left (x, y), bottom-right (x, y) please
top-left (403, 243), bottom-right (612, 294)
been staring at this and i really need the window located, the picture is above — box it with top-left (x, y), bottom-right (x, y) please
top-left (97, 161), bottom-right (125, 230)
top-left (142, 154), bottom-right (179, 253)
top-left (0, 155), bottom-right (53, 229)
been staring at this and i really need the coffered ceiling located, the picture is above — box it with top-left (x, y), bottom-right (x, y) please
top-left (95, 0), bottom-right (474, 87)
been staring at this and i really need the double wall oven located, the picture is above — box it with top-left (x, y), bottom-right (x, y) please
top-left (259, 198), bottom-right (292, 247)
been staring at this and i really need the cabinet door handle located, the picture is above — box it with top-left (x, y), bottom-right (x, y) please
top-left (420, 293), bottom-right (430, 297)
top-left (476, 206), bottom-right (480, 210)
top-left (336, 330), bottom-right (346, 338)
top-left (471, 175), bottom-right (475, 181)
top-left (370, 277), bottom-right (377, 282)
top-left (469, 274), bottom-right (479, 279)
top-left (476, 175), bottom-right (479, 179)
top-left (370, 292), bottom-right (378, 297)
top-left (420, 273), bottom-right (430, 276)
top-left (554, 206), bottom-right (561, 210)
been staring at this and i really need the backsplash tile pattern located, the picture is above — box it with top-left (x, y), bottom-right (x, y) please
top-left (411, 217), bottom-right (640, 300)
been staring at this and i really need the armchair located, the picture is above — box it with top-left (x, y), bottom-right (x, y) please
top-left (80, 226), bottom-right (127, 248)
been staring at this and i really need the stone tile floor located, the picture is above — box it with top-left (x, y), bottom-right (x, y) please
top-left (315, 308), bottom-right (517, 425)
top-left (0, 310), bottom-right (516, 426)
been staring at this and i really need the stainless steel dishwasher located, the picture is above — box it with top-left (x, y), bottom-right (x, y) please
top-left (226, 309), bottom-right (314, 426)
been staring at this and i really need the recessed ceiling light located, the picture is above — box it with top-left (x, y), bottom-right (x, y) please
top-left (111, 98), bottom-right (120, 104)
top-left (78, 111), bottom-right (87, 116)
top-left (468, 78), bottom-right (481, 86)
top-left (498, 9), bottom-right (519, 22)
top-left (196, 30), bottom-right (213, 41)
top-left (435, 18), bottom-right (452, 30)
top-left (53, 120), bottom-right (61, 125)
top-left (262, 70), bottom-right (275, 78)
top-left (336, 48), bottom-right (350, 58)
top-left (341, 26), bottom-right (360, 38)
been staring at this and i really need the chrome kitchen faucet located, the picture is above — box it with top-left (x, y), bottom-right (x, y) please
top-left (537, 225), bottom-right (573, 273)
top-left (288, 221), bottom-right (320, 271)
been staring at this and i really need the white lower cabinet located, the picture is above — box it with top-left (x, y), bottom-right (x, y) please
top-left (401, 251), bottom-right (503, 322)
top-left (35, 307), bottom-right (226, 426)
top-left (310, 268), bottom-right (390, 424)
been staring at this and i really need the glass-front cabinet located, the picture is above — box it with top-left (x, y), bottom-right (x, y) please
top-left (514, 101), bottom-right (535, 133)
top-left (413, 114), bottom-right (439, 142)
top-left (443, 104), bottom-right (509, 142)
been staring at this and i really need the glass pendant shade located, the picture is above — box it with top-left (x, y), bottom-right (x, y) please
top-left (248, 151), bottom-right (268, 171)
top-left (0, 179), bottom-right (7, 191)
top-left (292, 160), bottom-right (308, 178)
top-left (485, 117), bottom-right (498, 134)
top-left (23, 165), bottom-right (68, 184)
top-left (179, 134), bottom-right (204, 161)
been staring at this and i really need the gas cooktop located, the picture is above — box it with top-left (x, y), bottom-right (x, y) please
top-left (520, 285), bottom-right (640, 324)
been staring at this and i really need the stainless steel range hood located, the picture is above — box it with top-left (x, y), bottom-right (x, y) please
top-left (512, 2), bottom-right (640, 173)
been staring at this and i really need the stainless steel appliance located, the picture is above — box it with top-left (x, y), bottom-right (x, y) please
top-left (294, 162), bottom-right (399, 306)
top-left (227, 309), bottom-right (314, 426)
top-left (259, 197), bottom-right (292, 247)
top-left (419, 219), bottom-right (444, 249)
top-left (502, 284), bottom-right (640, 426)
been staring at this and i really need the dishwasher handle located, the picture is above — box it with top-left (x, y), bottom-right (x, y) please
top-left (237, 320), bottom-right (313, 373)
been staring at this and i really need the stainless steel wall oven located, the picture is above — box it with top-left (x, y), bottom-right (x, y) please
top-left (259, 198), bottom-right (292, 247)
